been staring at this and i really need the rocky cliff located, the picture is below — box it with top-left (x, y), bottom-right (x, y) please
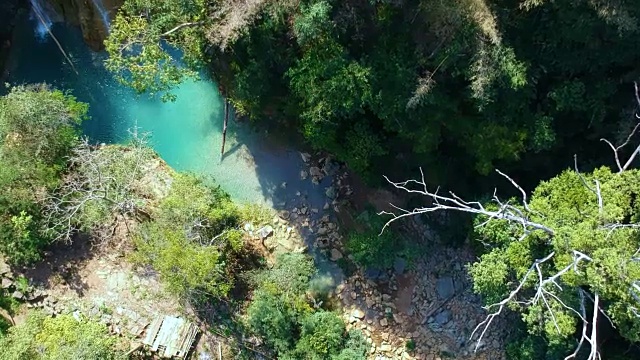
top-left (0, 0), bottom-right (25, 75)
top-left (46, 0), bottom-right (122, 50)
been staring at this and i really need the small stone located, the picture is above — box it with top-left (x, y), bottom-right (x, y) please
top-left (309, 167), bottom-right (323, 178)
top-left (1, 278), bottom-right (13, 289)
top-left (434, 310), bottom-right (451, 326)
top-left (330, 248), bottom-right (343, 261)
top-left (325, 186), bottom-right (337, 199)
top-left (300, 170), bottom-right (309, 180)
top-left (351, 309), bottom-right (365, 319)
top-left (281, 182), bottom-right (287, 189)
top-left (323, 202), bottom-right (330, 210)
top-left (380, 318), bottom-right (388, 327)
top-left (380, 343), bottom-right (392, 352)
top-left (300, 152), bottom-right (311, 162)
top-left (11, 291), bottom-right (24, 300)
top-left (350, 292), bottom-right (357, 300)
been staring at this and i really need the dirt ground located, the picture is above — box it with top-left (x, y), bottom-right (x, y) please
top-left (14, 235), bottom-right (183, 340)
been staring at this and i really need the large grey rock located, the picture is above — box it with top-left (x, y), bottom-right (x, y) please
top-left (434, 309), bottom-right (452, 325)
top-left (330, 248), bottom-right (343, 261)
top-left (322, 157), bottom-right (340, 176)
top-left (393, 258), bottom-right (406, 275)
top-left (309, 167), bottom-right (323, 178)
top-left (0, 260), bottom-right (10, 275)
top-left (436, 276), bottom-right (455, 299)
top-left (257, 225), bottom-right (274, 240)
top-left (11, 290), bottom-right (23, 300)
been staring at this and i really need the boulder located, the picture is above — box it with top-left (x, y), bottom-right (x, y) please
top-left (351, 308), bottom-right (365, 320)
top-left (325, 186), bottom-right (337, 199)
top-left (309, 167), bottom-right (323, 178)
top-left (1, 278), bottom-right (12, 289)
top-left (11, 290), bottom-right (23, 300)
top-left (436, 276), bottom-right (455, 300)
top-left (300, 170), bottom-right (309, 180)
top-left (257, 225), bottom-right (274, 240)
top-left (300, 152), bottom-right (311, 162)
top-left (433, 309), bottom-right (451, 326)
top-left (0, 260), bottom-right (9, 275)
top-left (393, 258), bottom-right (407, 275)
top-left (330, 248), bottom-right (343, 261)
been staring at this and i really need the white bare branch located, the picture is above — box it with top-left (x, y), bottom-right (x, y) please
top-left (380, 167), bottom-right (554, 236)
top-left (42, 134), bottom-right (154, 243)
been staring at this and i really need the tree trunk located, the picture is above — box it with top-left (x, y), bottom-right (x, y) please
top-left (220, 100), bottom-right (229, 158)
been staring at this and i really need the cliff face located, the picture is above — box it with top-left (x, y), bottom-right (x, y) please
top-left (46, 0), bottom-right (122, 50)
top-left (0, 0), bottom-right (25, 76)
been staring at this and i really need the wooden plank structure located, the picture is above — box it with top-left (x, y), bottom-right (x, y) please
top-left (142, 315), bottom-right (199, 359)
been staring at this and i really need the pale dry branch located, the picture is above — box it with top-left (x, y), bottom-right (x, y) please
top-left (380, 167), bottom-right (554, 236)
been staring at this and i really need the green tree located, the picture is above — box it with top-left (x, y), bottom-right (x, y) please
top-left (132, 173), bottom-right (244, 299)
top-left (0, 85), bottom-right (87, 265)
top-left (383, 164), bottom-right (640, 358)
top-left (105, 0), bottom-right (207, 101)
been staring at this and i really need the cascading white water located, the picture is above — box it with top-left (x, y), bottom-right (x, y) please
top-left (28, 0), bottom-right (52, 39)
top-left (90, 0), bottom-right (111, 32)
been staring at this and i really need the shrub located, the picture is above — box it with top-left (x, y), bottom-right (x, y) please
top-left (0, 85), bottom-right (87, 265)
top-left (132, 173), bottom-right (245, 300)
top-left (295, 311), bottom-right (346, 359)
top-left (0, 312), bottom-right (124, 359)
top-left (345, 211), bottom-right (405, 269)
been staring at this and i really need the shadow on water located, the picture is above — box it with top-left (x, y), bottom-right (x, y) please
top-left (5, 14), bottom-right (344, 289)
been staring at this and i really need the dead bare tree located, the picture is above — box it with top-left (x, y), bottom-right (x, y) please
top-left (42, 133), bottom-right (156, 243)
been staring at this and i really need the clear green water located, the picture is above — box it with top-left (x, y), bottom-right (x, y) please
top-left (4, 19), bottom-right (331, 208)
top-left (5, 17), bottom-right (343, 286)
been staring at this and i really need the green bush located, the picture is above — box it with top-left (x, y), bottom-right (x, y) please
top-left (0, 312), bottom-right (124, 359)
top-left (295, 311), bottom-right (346, 359)
top-left (345, 211), bottom-right (406, 269)
top-left (247, 253), bottom-right (368, 359)
top-left (0, 85), bottom-right (87, 265)
top-left (132, 173), bottom-right (245, 299)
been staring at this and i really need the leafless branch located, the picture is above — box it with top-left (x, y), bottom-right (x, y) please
top-left (601, 97), bottom-right (640, 172)
top-left (161, 21), bottom-right (205, 37)
top-left (42, 135), bottom-right (155, 243)
top-left (380, 167), bottom-right (554, 236)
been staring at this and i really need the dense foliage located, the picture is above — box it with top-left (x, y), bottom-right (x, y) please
top-left (0, 85), bottom-right (86, 265)
top-left (0, 312), bottom-right (124, 359)
top-left (247, 253), bottom-right (368, 359)
top-left (106, 0), bottom-right (640, 185)
top-left (132, 173), bottom-right (245, 299)
top-left (469, 167), bottom-right (640, 356)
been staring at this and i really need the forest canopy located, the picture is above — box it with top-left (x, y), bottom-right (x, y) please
top-left (105, 0), bottom-right (640, 186)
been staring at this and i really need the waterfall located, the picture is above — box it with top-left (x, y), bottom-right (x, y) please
top-left (28, 0), bottom-right (52, 40)
top-left (90, 0), bottom-right (111, 32)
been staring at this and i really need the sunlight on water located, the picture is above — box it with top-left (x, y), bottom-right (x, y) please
top-left (4, 20), bottom-right (287, 205)
top-left (28, 0), bottom-right (52, 40)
